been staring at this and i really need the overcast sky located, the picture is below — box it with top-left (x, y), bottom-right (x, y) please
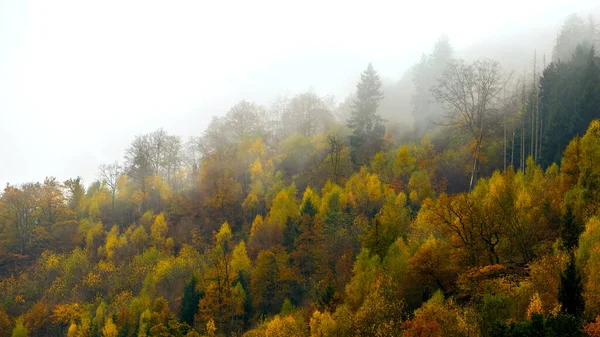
top-left (1, 0), bottom-right (598, 187)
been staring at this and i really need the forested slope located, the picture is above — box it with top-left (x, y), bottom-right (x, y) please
top-left (2, 13), bottom-right (600, 337)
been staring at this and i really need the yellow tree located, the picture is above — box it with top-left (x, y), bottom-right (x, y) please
top-left (198, 223), bottom-right (246, 334)
top-left (393, 145), bottom-right (416, 186)
top-left (251, 245), bottom-right (295, 316)
top-left (150, 213), bottom-right (168, 249)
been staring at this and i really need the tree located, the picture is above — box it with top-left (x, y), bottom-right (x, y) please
top-left (552, 14), bottom-right (596, 62)
top-left (180, 277), bottom-right (202, 326)
top-left (63, 177), bottom-right (86, 216)
top-left (411, 35), bottom-right (453, 135)
top-left (1, 183), bottom-right (39, 255)
top-left (433, 58), bottom-right (508, 191)
top-left (124, 134), bottom-right (152, 211)
top-left (98, 162), bottom-right (122, 216)
top-left (101, 317), bottom-right (117, 337)
top-left (402, 291), bottom-right (478, 337)
top-left (0, 309), bottom-right (11, 337)
top-left (326, 133), bottom-right (345, 184)
top-left (288, 92), bottom-right (333, 137)
top-left (408, 236), bottom-right (452, 295)
top-left (151, 213), bottom-right (168, 248)
top-left (264, 315), bottom-right (305, 337)
top-left (310, 310), bottom-right (337, 337)
top-left (225, 100), bottom-right (268, 141)
top-left (11, 318), bottom-right (27, 337)
top-left (558, 252), bottom-right (585, 318)
top-left (540, 46), bottom-right (600, 167)
top-left (347, 63), bottom-right (385, 164)
top-left (561, 205), bottom-right (582, 251)
top-left (292, 206), bottom-right (327, 299)
top-left (163, 135), bottom-right (183, 187)
top-left (198, 223), bottom-right (245, 335)
top-left (38, 177), bottom-right (67, 227)
top-left (251, 245), bottom-right (294, 316)
top-left (353, 276), bottom-right (405, 337)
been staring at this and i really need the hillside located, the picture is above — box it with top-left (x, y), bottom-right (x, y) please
top-left (2, 12), bottom-right (600, 337)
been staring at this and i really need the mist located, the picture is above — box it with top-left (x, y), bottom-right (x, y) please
top-left (1, 0), bottom-right (599, 187)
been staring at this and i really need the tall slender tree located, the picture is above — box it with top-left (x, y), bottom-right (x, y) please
top-left (347, 63), bottom-right (385, 165)
top-left (559, 252), bottom-right (585, 318)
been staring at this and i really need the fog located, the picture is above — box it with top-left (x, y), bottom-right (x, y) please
top-left (1, 0), bottom-right (599, 187)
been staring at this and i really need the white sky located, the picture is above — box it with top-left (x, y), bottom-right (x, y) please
top-left (0, 0), bottom-right (598, 187)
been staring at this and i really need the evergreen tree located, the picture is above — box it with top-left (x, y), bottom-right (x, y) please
top-left (552, 14), bottom-right (593, 62)
top-left (283, 217), bottom-right (298, 252)
top-left (539, 45), bottom-right (600, 167)
top-left (347, 63), bottom-right (385, 165)
top-left (180, 277), bottom-right (202, 326)
top-left (561, 205), bottom-right (582, 251)
top-left (300, 196), bottom-right (318, 218)
top-left (362, 218), bottom-right (395, 260)
top-left (558, 252), bottom-right (585, 318)
top-left (411, 35), bottom-right (453, 135)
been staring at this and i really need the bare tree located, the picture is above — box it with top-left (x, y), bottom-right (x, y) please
top-left (99, 161), bottom-right (122, 215)
top-left (185, 136), bottom-right (203, 174)
top-left (501, 76), bottom-right (522, 171)
top-left (288, 92), bottom-right (333, 137)
top-left (149, 128), bottom-right (168, 176)
top-left (327, 133), bottom-right (344, 184)
top-left (162, 135), bottom-right (182, 187)
top-left (433, 58), bottom-right (509, 191)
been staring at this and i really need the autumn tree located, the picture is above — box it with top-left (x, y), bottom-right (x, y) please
top-left (11, 318), bottom-right (28, 337)
top-left (288, 92), bottom-right (333, 137)
top-left (63, 177), bottom-right (86, 216)
top-left (251, 245), bottom-right (294, 316)
top-left (292, 194), bottom-right (327, 302)
top-left (98, 162), bottom-right (122, 216)
top-left (198, 223), bottom-right (246, 335)
top-left (1, 183), bottom-right (39, 255)
top-left (433, 58), bottom-right (509, 191)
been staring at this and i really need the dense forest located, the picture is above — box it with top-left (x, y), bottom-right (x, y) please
top-left (3, 13), bottom-right (600, 337)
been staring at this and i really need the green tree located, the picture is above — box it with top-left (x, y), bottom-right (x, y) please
top-left (180, 277), bottom-right (202, 326)
top-left (347, 63), bottom-right (385, 165)
top-left (561, 205), bottom-right (583, 251)
top-left (11, 318), bottom-right (27, 337)
top-left (411, 35), bottom-right (453, 135)
top-left (540, 46), bottom-right (600, 167)
top-left (558, 252), bottom-right (585, 318)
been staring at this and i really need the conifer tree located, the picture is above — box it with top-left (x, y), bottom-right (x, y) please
top-left (180, 277), bottom-right (202, 326)
top-left (561, 205), bottom-right (582, 251)
top-left (559, 252), bottom-right (585, 318)
top-left (347, 63), bottom-right (385, 165)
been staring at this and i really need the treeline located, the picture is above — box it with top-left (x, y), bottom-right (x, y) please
top-left (1, 12), bottom-right (600, 337)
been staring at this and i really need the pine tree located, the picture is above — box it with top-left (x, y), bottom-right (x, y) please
top-left (558, 252), bottom-right (585, 318)
top-left (180, 277), bottom-right (202, 326)
top-left (561, 205), bottom-right (582, 251)
top-left (411, 35), bottom-right (453, 135)
top-left (347, 63), bottom-right (385, 165)
top-left (362, 218), bottom-right (395, 260)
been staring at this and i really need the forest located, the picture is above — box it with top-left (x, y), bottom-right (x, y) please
top-left (2, 12), bottom-right (600, 337)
